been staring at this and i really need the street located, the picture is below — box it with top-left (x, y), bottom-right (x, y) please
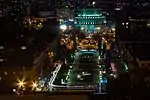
top-left (36, 31), bottom-right (132, 94)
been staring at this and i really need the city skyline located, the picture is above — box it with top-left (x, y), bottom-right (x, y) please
top-left (0, 0), bottom-right (150, 99)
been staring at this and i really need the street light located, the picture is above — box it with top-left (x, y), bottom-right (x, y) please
top-left (32, 82), bottom-right (38, 88)
top-left (92, 1), bottom-right (96, 5)
top-left (17, 80), bottom-right (25, 88)
top-left (19, 82), bottom-right (24, 87)
top-left (60, 25), bottom-right (67, 30)
top-left (81, 27), bottom-right (84, 30)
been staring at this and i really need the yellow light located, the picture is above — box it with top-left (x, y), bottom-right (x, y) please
top-left (18, 81), bottom-right (25, 87)
top-left (32, 83), bottom-right (37, 88)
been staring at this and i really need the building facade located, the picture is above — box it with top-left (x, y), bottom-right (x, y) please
top-left (74, 9), bottom-right (106, 33)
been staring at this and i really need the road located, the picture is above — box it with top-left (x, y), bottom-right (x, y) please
top-left (43, 49), bottom-right (108, 93)
top-left (36, 34), bottom-right (133, 93)
top-left (68, 50), bottom-right (100, 86)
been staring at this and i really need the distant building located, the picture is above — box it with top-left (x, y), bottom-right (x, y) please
top-left (30, 0), bottom-right (56, 17)
top-left (1, 0), bottom-right (28, 21)
top-left (56, 0), bottom-right (75, 9)
top-left (0, 1), bottom-right (10, 18)
top-left (74, 9), bottom-right (106, 33)
top-left (56, 9), bottom-right (74, 29)
top-left (115, 1), bottom-right (150, 41)
top-left (57, 9), bottom-right (74, 20)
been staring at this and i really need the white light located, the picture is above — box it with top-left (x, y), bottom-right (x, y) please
top-left (88, 35), bottom-right (91, 38)
top-left (112, 28), bottom-right (115, 31)
top-left (104, 20), bottom-right (106, 23)
top-left (69, 19), bottom-right (74, 21)
top-left (82, 72), bottom-right (85, 75)
top-left (32, 83), bottom-right (37, 88)
top-left (98, 56), bottom-right (101, 60)
top-left (92, 1), bottom-right (96, 5)
top-left (81, 50), bottom-right (88, 51)
top-left (21, 46), bottom-right (26, 50)
top-left (0, 46), bottom-right (4, 50)
top-left (113, 74), bottom-right (117, 78)
top-left (69, 66), bottom-right (72, 68)
top-left (115, 7), bottom-right (121, 10)
top-left (103, 71), bottom-right (106, 74)
top-left (100, 71), bottom-right (102, 74)
top-left (110, 73), bottom-right (113, 76)
top-left (81, 27), bottom-right (84, 30)
top-left (59, 19), bottom-right (63, 22)
top-left (77, 75), bottom-right (81, 78)
top-left (65, 59), bottom-right (67, 64)
top-left (96, 27), bottom-right (100, 30)
top-left (90, 49), bottom-right (96, 51)
top-left (13, 89), bottom-right (16, 92)
top-left (60, 25), bottom-right (67, 30)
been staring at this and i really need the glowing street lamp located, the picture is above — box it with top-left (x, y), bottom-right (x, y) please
top-left (92, 1), bottom-right (96, 5)
top-left (19, 82), bottom-right (24, 86)
top-left (17, 81), bottom-right (25, 87)
top-left (32, 82), bottom-right (37, 88)
top-left (81, 27), bottom-right (84, 30)
top-left (60, 25), bottom-right (67, 30)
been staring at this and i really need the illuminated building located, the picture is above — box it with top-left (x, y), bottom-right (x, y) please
top-left (74, 9), bottom-right (106, 33)
top-left (57, 9), bottom-right (74, 27)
